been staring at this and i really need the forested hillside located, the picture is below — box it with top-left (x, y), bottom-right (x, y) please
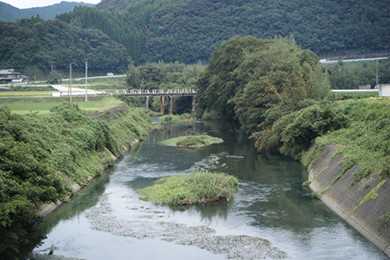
top-left (1, 0), bottom-right (389, 72)
top-left (95, 0), bottom-right (142, 11)
top-left (144, 0), bottom-right (390, 63)
top-left (0, 1), bottom-right (94, 22)
top-left (59, 0), bottom-right (390, 64)
top-left (58, 0), bottom-right (181, 63)
top-left (0, 17), bottom-right (129, 73)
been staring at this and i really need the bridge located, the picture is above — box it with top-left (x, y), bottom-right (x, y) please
top-left (118, 89), bottom-right (197, 115)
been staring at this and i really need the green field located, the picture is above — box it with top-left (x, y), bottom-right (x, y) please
top-left (83, 77), bottom-right (128, 91)
top-left (0, 91), bottom-right (51, 97)
top-left (0, 96), bottom-right (123, 114)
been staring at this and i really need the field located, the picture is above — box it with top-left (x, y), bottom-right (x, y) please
top-left (0, 96), bottom-right (123, 114)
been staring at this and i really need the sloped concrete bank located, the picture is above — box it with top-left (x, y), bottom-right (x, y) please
top-left (307, 145), bottom-right (390, 256)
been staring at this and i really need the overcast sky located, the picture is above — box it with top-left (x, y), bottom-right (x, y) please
top-left (2, 0), bottom-right (101, 9)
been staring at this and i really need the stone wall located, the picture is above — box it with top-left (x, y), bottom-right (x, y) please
top-left (308, 145), bottom-right (390, 256)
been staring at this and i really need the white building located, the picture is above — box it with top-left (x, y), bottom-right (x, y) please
top-left (378, 84), bottom-right (390, 97)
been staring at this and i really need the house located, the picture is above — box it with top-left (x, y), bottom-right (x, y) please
top-left (378, 84), bottom-right (390, 97)
top-left (0, 69), bottom-right (29, 83)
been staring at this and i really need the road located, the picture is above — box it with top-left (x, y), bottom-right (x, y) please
top-left (50, 85), bottom-right (104, 96)
top-left (320, 57), bottom-right (388, 64)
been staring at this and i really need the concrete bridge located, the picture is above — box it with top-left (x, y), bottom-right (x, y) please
top-left (117, 89), bottom-right (197, 115)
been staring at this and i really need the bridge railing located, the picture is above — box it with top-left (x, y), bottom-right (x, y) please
top-left (106, 89), bottom-right (197, 96)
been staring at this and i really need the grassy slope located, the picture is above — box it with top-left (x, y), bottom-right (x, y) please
top-left (303, 98), bottom-right (390, 184)
top-left (0, 101), bottom-right (151, 258)
top-left (0, 96), bottom-right (123, 114)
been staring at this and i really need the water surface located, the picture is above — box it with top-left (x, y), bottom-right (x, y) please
top-left (26, 121), bottom-right (388, 259)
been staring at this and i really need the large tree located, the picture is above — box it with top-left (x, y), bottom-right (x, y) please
top-left (197, 36), bottom-right (330, 153)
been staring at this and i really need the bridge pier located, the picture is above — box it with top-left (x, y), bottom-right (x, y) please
top-left (169, 96), bottom-right (173, 115)
top-left (160, 96), bottom-right (165, 115)
top-left (145, 96), bottom-right (149, 114)
top-left (192, 95), bottom-right (196, 114)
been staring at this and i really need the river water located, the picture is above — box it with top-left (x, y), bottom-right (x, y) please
top-left (25, 121), bottom-right (388, 259)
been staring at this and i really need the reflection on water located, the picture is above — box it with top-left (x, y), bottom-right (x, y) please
top-left (24, 121), bottom-right (389, 260)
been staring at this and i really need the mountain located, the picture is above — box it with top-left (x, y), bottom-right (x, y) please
top-left (0, 17), bottom-right (129, 71)
top-left (0, 1), bottom-right (95, 22)
top-left (58, 0), bottom-right (390, 64)
top-left (96, 0), bottom-right (143, 11)
top-left (1, 0), bottom-right (389, 71)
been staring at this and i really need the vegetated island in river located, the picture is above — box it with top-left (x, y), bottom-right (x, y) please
top-left (137, 170), bottom-right (238, 205)
top-left (158, 135), bottom-right (223, 148)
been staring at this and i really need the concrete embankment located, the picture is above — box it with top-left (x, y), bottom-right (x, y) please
top-left (308, 145), bottom-right (390, 256)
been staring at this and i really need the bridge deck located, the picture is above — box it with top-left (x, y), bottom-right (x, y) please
top-left (122, 89), bottom-right (196, 97)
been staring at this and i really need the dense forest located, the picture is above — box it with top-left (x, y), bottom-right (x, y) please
top-left (57, 0), bottom-right (181, 63)
top-left (58, 0), bottom-right (390, 64)
top-left (1, 0), bottom-right (389, 80)
top-left (0, 16), bottom-right (129, 73)
top-left (0, 1), bottom-right (94, 22)
top-left (95, 0), bottom-right (142, 11)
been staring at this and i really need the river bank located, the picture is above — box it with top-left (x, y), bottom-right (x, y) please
top-left (39, 103), bottom-right (152, 218)
top-left (0, 102), bottom-right (151, 259)
top-left (306, 145), bottom-right (390, 256)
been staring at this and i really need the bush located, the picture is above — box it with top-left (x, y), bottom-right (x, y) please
top-left (259, 101), bottom-right (348, 159)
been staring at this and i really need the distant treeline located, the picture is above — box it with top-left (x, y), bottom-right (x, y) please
top-left (1, 0), bottom-right (389, 73)
top-left (59, 0), bottom-right (390, 64)
top-left (0, 16), bottom-right (129, 73)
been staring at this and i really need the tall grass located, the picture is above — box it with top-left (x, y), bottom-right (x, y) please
top-left (308, 99), bottom-right (390, 183)
top-left (137, 170), bottom-right (238, 205)
top-left (158, 135), bottom-right (223, 148)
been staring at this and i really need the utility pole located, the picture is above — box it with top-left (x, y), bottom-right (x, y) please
top-left (376, 59), bottom-right (379, 87)
top-left (85, 59), bottom-right (88, 102)
top-left (69, 63), bottom-right (73, 102)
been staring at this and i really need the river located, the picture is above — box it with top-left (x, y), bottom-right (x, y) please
top-left (24, 121), bottom-right (388, 259)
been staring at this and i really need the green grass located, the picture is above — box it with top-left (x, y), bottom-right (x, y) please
top-left (160, 113), bottom-right (193, 124)
top-left (0, 91), bottom-right (51, 97)
top-left (158, 135), bottom-right (223, 148)
top-left (352, 180), bottom-right (386, 214)
top-left (137, 170), bottom-right (239, 205)
top-left (308, 99), bottom-right (390, 184)
top-left (85, 77), bottom-right (128, 91)
top-left (0, 96), bottom-right (123, 114)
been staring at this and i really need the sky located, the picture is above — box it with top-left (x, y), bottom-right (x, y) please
top-left (2, 0), bottom-right (101, 9)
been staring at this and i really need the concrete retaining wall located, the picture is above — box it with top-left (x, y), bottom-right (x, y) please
top-left (308, 145), bottom-right (390, 256)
